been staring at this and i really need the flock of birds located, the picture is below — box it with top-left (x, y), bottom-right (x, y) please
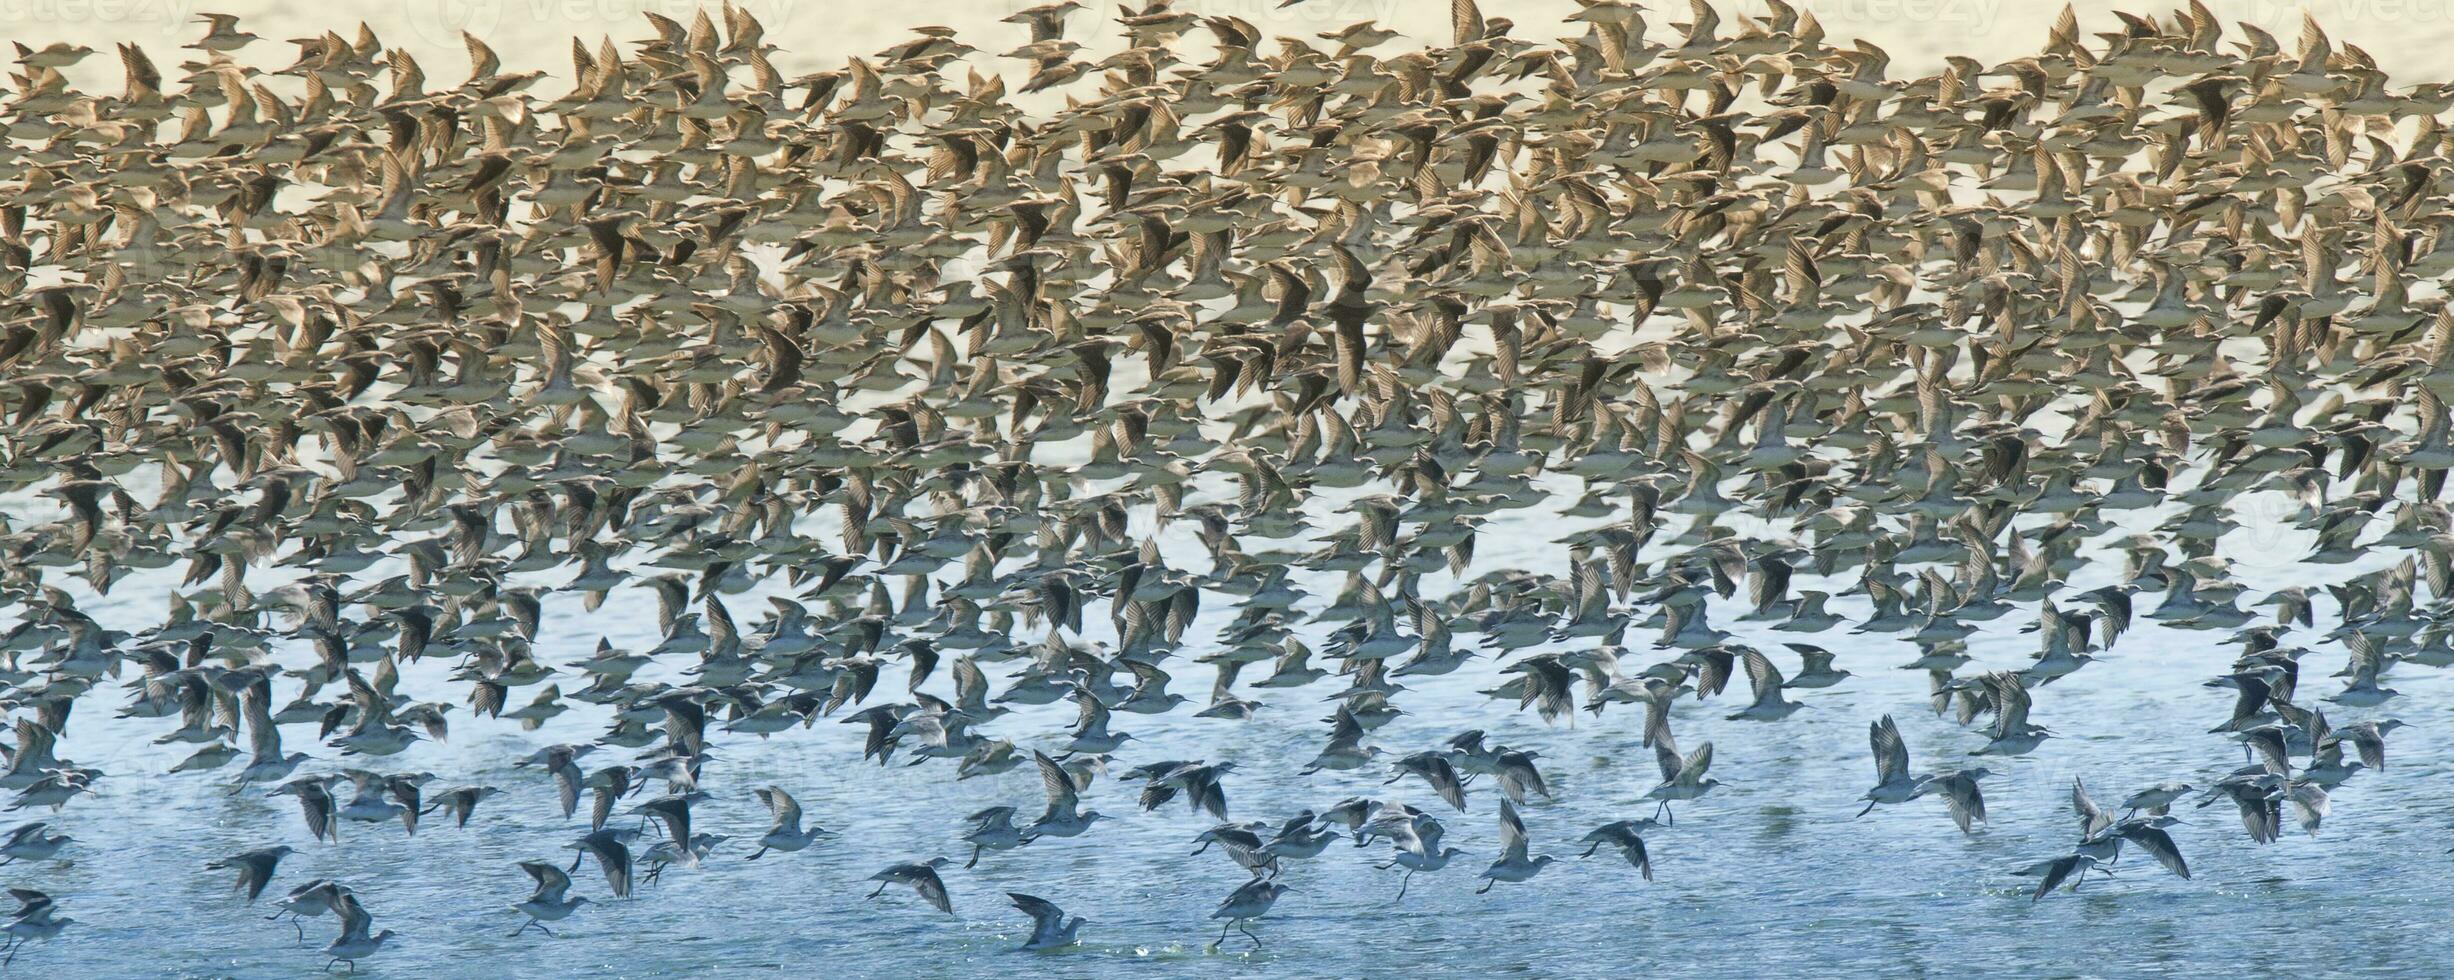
top-left (0, 0), bottom-right (2447, 968)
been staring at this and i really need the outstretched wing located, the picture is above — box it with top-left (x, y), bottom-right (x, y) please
top-left (759, 786), bottom-right (803, 828)
top-left (1008, 891), bottom-right (1064, 928)
top-left (518, 859), bottom-right (572, 900)
top-left (1033, 750), bottom-right (1077, 811)
top-left (1496, 798), bottom-right (1528, 861)
top-left (916, 867), bottom-right (953, 913)
top-left (1741, 647), bottom-right (1786, 705)
top-left (2124, 825), bottom-right (2191, 880)
top-left (1678, 741), bottom-right (1715, 783)
top-left (2070, 777), bottom-right (2105, 837)
top-left (1870, 715), bottom-right (1908, 783)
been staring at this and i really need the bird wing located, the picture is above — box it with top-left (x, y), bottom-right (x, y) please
top-left (1370, 810), bottom-right (1424, 854)
top-left (646, 797), bottom-right (691, 846)
top-left (300, 786), bottom-right (335, 843)
top-left (1122, 658), bottom-right (1170, 695)
top-left (519, 859), bottom-right (573, 900)
top-left (1033, 750), bottom-right (1077, 812)
top-left (1740, 647), bottom-right (1786, 705)
top-left (1870, 715), bottom-right (1907, 783)
top-left (553, 762), bottom-right (582, 818)
top-left (1694, 647), bottom-right (1733, 698)
top-left (966, 805), bottom-right (1015, 831)
top-left (1428, 756), bottom-right (1468, 811)
top-left (1941, 775), bottom-right (1985, 833)
top-left (1068, 686), bottom-right (1108, 732)
top-left (761, 786), bottom-right (803, 828)
top-left (2122, 825), bottom-right (2191, 880)
top-left (1789, 643), bottom-right (1832, 671)
top-left (1497, 798), bottom-right (1528, 861)
top-left (2030, 856), bottom-right (2081, 903)
top-left (335, 892), bottom-right (372, 940)
top-left (2070, 777), bottom-right (2104, 837)
top-left (1008, 891), bottom-right (1063, 929)
top-left (2226, 675), bottom-right (2271, 725)
top-left (917, 868), bottom-right (953, 913)
top-left (2350, 726), bottom-right (2389, 771)
top-left (2287, 781), bottom-right (2329, 834)
top-left (1989, 673), bottom-right (2031, 734)
top-left (1678, 741), bottom-right (1715, 783)
top-left (952, 657), bottom-right (988, 706)
top-left (1452, 0), bottom-right (1485, 46)
top-left (1653, 738), bottom-right (1684, 784)
top-left (1327, 705), bottom-right (1364, 745)
top-left (602, 839), bottom-right (634, 898)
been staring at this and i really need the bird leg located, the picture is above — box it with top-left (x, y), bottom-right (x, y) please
top-left (747, 847), bottom-right (767, 861)
top-left (965, 846), bottom-right (981, 869)
top-left (1856, 799), bottom-right (1877, 818)
top-left (510, 920), bottom-right (532, 939)
top-left (1239, 922), bottom-right (1262, 949)
top-left (867, 881), bottom-right (890, 899)
top-left (1394, 869), bottom-right (1415, 902)
top-left (1476, 879), bottom-right (1495, 895)
top-left (1216, 919), bottom-right (1233, 947)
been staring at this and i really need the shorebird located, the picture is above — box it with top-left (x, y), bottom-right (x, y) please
top-left (2013, 853), bottom-right (2106, 903)
top-left (1025, 751), bottom-right (1105, 839)
top-left (1914, 768), bottom-right (1992, 835)
top-left (866, 858), bottom-right (954, 914)
top-left (1578, 820), bottom-right (1656, 881)
top-left (1476, 800), bottom-right (1556, 894)
top-left (1726, 648), bottom-right (1806, 720)
top-left (1856, 715), bottom-right (1926, 816)
top-left (206, 845), bottom-right (295, 901)
top-left (1008, 892), bottom-right (1084, 951)
top-left (0, 822), bottom-right (72, 865)
top-left (962, 806), bottom-right (1030, 868)
top-left (0, 888), bottom-right (70, 967)
top-left (567, 830), bottom-right (634, 899)
top-left (269, 880), bottom-right (350, 942)
top-left (1369, 805), bottom-right (1461, 901)
top-left (509, 861), bottom-right (591, 937)
top-left (745, 787), bottom-right (833, 860)
top-left (320, 893), bottom-right (394, 973)
top-left (1208, 878), bottom-right (1287, 951)
top-left (2121, 783), bottom-right (2197, 817)
top-left (420, 786), bottom-right (502, 829)
top-left (1645, 735), bottom-right (1719, 825)
top-left (271, 777), bottom-right (339, 844)
top-left (1970, 673), bottom-right (2052, 756)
